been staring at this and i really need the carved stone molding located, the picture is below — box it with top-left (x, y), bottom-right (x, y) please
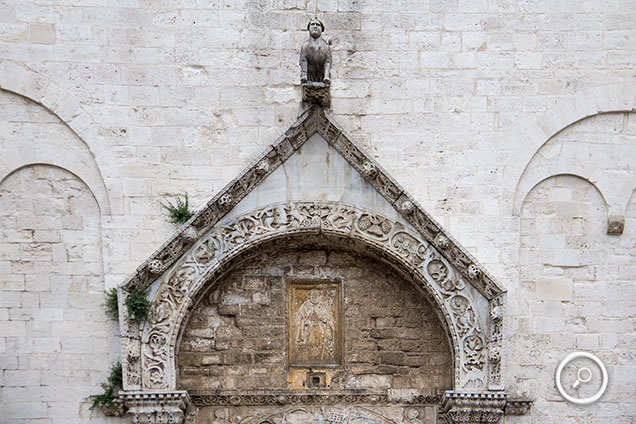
top-left (188, 389), bottom-right (443, 407)
top-left (438, 391), bottom-right (507, 424)
top-left (119, 391), bottom-right (195, 424)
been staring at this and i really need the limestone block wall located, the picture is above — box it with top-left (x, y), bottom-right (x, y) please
top-left (0, 166), bottom-right (123, 423)
top-left (0, 0), bottom-right (635, 422)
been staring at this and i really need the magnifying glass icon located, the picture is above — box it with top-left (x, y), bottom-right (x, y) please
top-left (572, 367), bottom-right (592, 389)
top-left (556, 352), bottom-right (608, 405)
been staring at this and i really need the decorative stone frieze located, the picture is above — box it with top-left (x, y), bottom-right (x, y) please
top-left (438, 391), bottom-right (507, 424)
top-left (188, 389), bottom-right (443, 407)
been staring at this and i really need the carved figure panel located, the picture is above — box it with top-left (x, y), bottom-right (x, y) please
top-left (288, 281), bottom-right (343, 367)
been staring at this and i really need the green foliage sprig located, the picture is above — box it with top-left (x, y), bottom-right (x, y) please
top-left (89, 362), bottom-right (122, 410)
top-left (161, 193), bottom-right (194, 225)
top-left (104, 287), bottom-right (119, 320)
top-left (125, 285), bottom-right (150, 323)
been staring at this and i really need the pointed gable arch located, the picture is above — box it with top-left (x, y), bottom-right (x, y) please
top-left (118, 107), bottom-right (506, 405)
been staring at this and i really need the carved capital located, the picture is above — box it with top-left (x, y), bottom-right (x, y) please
top-left (119, 391), bottom-right (195, 424)
top-left (438, 391), bottom-right (506, 424)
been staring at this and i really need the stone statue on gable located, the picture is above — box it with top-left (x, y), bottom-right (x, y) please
top-left (299, 18), bottom-right (332, 112)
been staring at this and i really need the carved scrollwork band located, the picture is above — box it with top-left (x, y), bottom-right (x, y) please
top-left (188, 389), bottom-right (443, 407)
top-left (124, 201), bottom-right (497, 394)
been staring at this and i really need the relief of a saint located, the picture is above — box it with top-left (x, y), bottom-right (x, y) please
top-left (288, 283), bottom-right (342, 366)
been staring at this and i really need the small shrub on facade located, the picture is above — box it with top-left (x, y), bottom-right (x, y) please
top-left (161, 193), bottom-right (194, 225)
top-left (125, 285), bottom-right (151, 323)
top-left (104, 287), bottom-right (119, 320)
top-left (89, 362), bottom-right (122, 410)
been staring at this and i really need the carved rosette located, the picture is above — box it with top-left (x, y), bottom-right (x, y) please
top-left (119, 391), bottom-right (194, 424)
top-left (438, 391), bottom-right (506, 424)
top-left (133, 202), bottom-right (492, 392)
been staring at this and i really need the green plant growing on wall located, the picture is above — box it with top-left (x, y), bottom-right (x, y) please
top-left (104, 287), bottom-right (119, 319)
top-left (89, 362), bottom-right (123, 410)
top-left (126, 285), bottom-right (151, 323)
top-left (161, 193), bottom-right (194, 225)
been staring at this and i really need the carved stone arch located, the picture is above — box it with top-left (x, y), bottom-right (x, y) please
top-left (120, 202), bottom-right (497, 398)
top-left (0, 60), bottom-right (122, 214)
top-left (514, 167), bottom-right (616, 219)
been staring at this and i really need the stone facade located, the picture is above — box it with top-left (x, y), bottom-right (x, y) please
top-left (1, 1), bottom-right (636, 424)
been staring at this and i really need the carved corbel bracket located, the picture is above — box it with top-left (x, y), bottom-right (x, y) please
top-left (504, 398), bottom-right (533, 416)
top-left (607, 215), bottom-right (625, 235)
top-left (119, 391), bottom-right (196, 424)
top-left (438, 391), bottom-right (507, 424)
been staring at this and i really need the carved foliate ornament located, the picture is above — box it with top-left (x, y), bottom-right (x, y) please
top-left (181, 227), bottom-right (197, 242)
top-left (362, 161), bottom-right (377, 178)
top-left (400, 200), bottom-right (415, 215)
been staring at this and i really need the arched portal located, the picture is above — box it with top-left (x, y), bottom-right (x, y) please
top-left (117, 108), bottom-right (512, 423)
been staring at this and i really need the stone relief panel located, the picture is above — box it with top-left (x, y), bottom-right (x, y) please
top-left (288, 281), bottom-right (343, 367)
top-left (129, 202), bottom-right (493, 392)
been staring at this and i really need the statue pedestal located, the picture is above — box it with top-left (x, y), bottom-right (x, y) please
top-left (301, 82), bottom-right (331, 108)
